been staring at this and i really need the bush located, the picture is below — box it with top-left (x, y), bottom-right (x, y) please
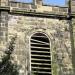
top-left (0, 35), bottom-right (19, 75)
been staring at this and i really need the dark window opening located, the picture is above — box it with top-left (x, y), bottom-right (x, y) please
top-left (30, 33), bottom-right (52, 75)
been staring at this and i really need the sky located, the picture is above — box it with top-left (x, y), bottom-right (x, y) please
top-left (16, 0), bottom-right (66, 6)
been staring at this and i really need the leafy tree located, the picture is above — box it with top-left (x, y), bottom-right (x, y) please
top-left (0, 35), bottom-right (19, 75)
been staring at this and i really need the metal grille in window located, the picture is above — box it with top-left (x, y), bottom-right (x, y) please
top-left (30, 33), bottom-right (52, 75)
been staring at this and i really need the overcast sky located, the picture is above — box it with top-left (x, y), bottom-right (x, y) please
top-left (16, 0), bottom-right (65, 6)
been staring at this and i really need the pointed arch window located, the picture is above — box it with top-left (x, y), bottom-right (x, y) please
top-left (30, 33), bottom-right (52, 75)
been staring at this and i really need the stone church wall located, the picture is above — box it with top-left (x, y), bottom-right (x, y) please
top-left (0, 0), bottom-right (74, 75)
top-left (7, 14), bottom-right (73, 75)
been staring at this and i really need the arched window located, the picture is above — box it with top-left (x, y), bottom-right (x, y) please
top-left (30, 33), bottom-right (51, 75)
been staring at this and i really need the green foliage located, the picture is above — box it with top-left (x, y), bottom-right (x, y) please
top-left (52, 46), bottom-right (58, 75)
top-left (52, 63), bottom-right (58, 75)
top-left (0, 35), bottom-right (19, 75)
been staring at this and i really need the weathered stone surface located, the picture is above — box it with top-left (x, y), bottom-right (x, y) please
top-left (7, 15), bottom-right (73, 75)
top-left (0, 0), bottom-right (8, 6)
top-left (72, 19), bottom-right (75, 47)
top-left (0, 0), bottom-right (75, 75)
